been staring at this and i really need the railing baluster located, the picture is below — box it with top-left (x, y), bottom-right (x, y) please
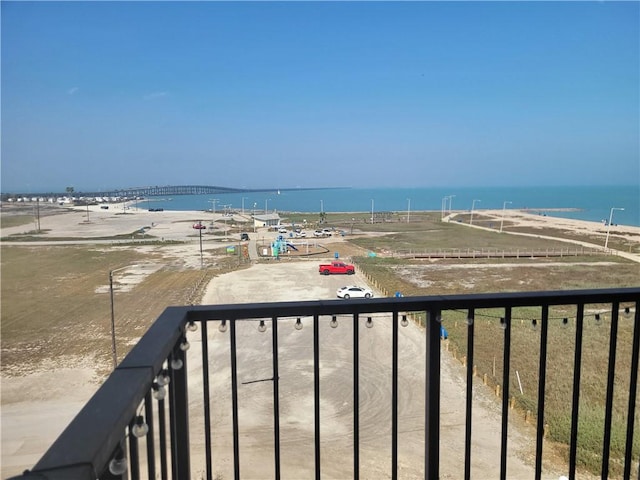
top-left (230, 319), bottom-right (241, 480)
top-left (602, 302), bottom-right (620, 478)
top-left (314, 313), bottom-right (321, 480)
top-left (168, 358), bottom-right (177, 480)
top-left (144, 392), bottom-right (156, 480)
top-left (464, 308), bottom-right (475, 480)
top-left (569, 303), bottom-right (585, 479)
top-left (425, 308), bottom-right (441, 480)
top-left (128, 416), bottom-right (140, 480)
top-left (623, 302), bottom-right (640, 480)
top-left (272, 316), bottom-right (281, 480)
top-left (500, 307), bottom-right (512, 480)
top-left (353, 312), bottom-right (360, 480)
top-left (535, 305), bottom-right (549, 480)
top-left (158, 396), bottom-right (168, 480)
top-left (392, 311), bottom-right (399, 480)
top-left (170, 346), bottom-right (191, 479)
top-left (201, 321), bottom-right (213, 480)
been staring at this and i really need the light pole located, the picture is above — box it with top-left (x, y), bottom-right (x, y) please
top-left (407, 198), bottom-right (411, 223)
top-left (223, 206), bottom-right (231, 241)
top-left (442, 195), bottom-right (454, 220)
top-left (371, 199), bottom-right (374, 224)
top-left (320, 199), bottom-right (323, 213)
top-left (448, 195), bottom-right (455, 215)
top-left (253, 203), bottom-right (258, 232)
top-left (109, 265), bottom-right (135, 369)
top-left (500, 201), bottom-right (512, 233)
top-left (35, 198), bottom-right (41, 232)
top-left (241, 197), bottom-right (247, 215)
top-left (604, 207), bottom-right (625, 249)
top-left (209, 198), bottom-right (219, 214)
top-left (197, 221), bottom-right (204, 268)
top-left (470, 199), bottom-right (481, 225)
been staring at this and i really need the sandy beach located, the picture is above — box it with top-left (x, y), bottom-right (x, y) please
top-left (2, 202), bottom-right (637, 478)
top-left (3, 202), bottom-right (639, 245)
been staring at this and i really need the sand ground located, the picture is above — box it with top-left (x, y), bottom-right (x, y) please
top-left (2, 203), bottom-right (637, 478)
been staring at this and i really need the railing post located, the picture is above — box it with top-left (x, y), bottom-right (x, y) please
top-left (425, 308), bottom-right (441, 480)
top-left (353, 313), bottom-right (360, 480)
top-left (623, 302), bottom-right (640, 479)
top-left (500, 307), bottom-right (512, 480)
top-left (464, 309), bottom-right (475, 480)
top-left (170, 344), bottom-right (191, 479)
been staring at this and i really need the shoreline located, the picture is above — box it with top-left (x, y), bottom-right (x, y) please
top-left (2, 201), bottom-right (639, 242)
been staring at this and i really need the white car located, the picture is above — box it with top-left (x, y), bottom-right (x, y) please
top-left (278, 227), bottom-right (288, 234)
top-left (336, 286), bottom-right (374, 299)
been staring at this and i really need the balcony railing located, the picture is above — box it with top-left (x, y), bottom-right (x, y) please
top-left (9, 287), bottom-right (640, 480)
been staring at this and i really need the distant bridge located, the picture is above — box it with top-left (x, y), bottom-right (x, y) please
top-left (3, 185), bottom-right (252, 199)
top-left (78, 185), bottom-right (250, 198)
top-left (2, 185), bottom-right (337, 200)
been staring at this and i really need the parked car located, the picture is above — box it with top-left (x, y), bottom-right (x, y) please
top-left (313, 230), bottom-right (324, 237)
top-left (336, 286), bottom-right (374, 299)
top-left (278, 227), bottom-right (288, 234)
top-left (240, 233), bottom-right (249, 241)
top-left (192, 223), bottom-right (206, 230)
top-left (295, 231), bottom-right (307, 238)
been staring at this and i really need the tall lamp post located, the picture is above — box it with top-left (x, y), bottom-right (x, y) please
top-left (241, 197), bottom-right (247, 215)
top-left (442, 195), bottom-right (455, 220)
top-left (448, 195), bottom-right (455, 215)
top-left (109, 265), bottom-right (135, 369)
top-left (196, 221), bottom-right (204, 268)
top-left (470, 199), bottom-right (481, 225)
top-left (371, 199), bottom-right (374, 224)
top-left (604, 207), bottom-right (624, 249)
top-left (265, 198), bottom-right (270, 214)
top-left (407, 198), bottom-right (411, 223)
top-left (500, 201), bottom-right (512, 233)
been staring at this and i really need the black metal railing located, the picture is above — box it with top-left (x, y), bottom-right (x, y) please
top-left (9, 287), bottom-right (640, 480)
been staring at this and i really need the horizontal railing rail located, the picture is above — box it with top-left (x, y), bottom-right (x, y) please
top-left (391, 247), bottom-right (605, 259)
top-left (8, 287), bottom-right (640, 480)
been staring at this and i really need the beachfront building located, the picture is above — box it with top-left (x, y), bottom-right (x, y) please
top-left (252, 213), bottom-right (281, 229)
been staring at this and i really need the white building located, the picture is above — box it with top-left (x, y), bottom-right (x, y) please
top-left (252, 213), bottom-right (281, 229)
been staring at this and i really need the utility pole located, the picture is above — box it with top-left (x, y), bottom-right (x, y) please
top-left (407, 198), bottom-right (411, 223)
top-left (371, 199), bottom-right (374, 224)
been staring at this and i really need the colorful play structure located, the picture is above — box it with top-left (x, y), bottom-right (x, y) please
top-left (270, 236), bottom-right (300, 257)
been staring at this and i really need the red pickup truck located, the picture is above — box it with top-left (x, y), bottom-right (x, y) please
top-left (319, 261), bottom-right (355, 275)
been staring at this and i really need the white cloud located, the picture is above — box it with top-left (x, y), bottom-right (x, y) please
top-left (67, 87), bottom-right (79, 95)
top-left (143, 91), bottom-right (168, 100)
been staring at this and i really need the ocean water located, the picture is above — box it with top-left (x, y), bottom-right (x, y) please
top-left (142, 185), bottom-right (639, 227)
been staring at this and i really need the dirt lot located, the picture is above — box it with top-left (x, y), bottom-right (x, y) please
top-left (191, 262), bottom-right (564, 480)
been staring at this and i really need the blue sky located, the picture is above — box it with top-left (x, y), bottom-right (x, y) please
top-left (2, 1), bottom-right (638, 193)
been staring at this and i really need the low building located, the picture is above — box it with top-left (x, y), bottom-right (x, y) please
top-left (253, 213), bottom-right (281, 229)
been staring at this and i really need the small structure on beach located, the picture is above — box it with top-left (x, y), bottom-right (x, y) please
top-left (253, 213), bottom-right (281, 229)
